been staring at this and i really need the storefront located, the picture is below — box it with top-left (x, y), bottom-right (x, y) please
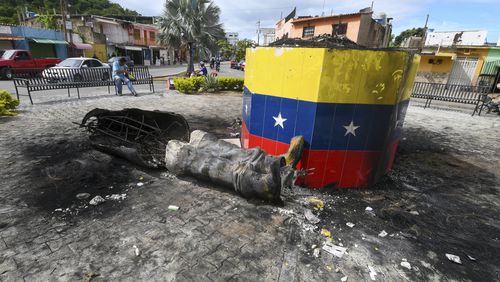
top-left (0, 25), bottom-right (24, 50)
top-left (28, 38), bottom-right (68, 58)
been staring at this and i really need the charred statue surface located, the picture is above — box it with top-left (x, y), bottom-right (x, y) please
top-left (165, 130), bottom-right (304, 203)
top-left (80, 108), bottom-right (190, 168)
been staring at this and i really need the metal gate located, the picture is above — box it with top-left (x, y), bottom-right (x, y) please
top-left (448, 57), bottom-right (478, 85)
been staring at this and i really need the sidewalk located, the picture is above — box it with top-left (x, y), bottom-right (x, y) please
top-left (0, 92), bottom-right (499, 281)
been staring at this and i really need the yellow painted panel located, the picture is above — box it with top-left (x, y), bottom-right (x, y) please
top-left (399, 54), bottom-right (421, 102)
top-left (244, 47), bottom-right (325, 102)
top-left (318, 49), bottom-right (409, 105)
top-left (245, 47), bottom-right (419, 105)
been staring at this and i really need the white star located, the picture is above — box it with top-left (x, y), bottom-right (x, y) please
top-left (344, 121), bottom-right (360, 136)
top-left (273, 112), bottom-right (287, 129)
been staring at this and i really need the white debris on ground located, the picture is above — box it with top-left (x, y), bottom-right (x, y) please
top-left (322, 242), bottom-right (347, 258)
top-left (105, 194), bottom-right (127, 201)
top-left (378, 230), bottom-right (388, 237)
top-left (168, 205), bottom-right (179, 211)
top-left (368, 266), bottom-right (377, 281)
top-left (89, 196), bottom-right (105, 206)
top-left (445, 254), bottom-right (462, 264)
top-left (136, 182), bottom-right (144, 187)
top-left (346, 222), bottom-right (355, 228)
top-left (133, 245), bottom-right (140, 256)
top-left (304, 209), bottom-right (320, 224)
top-left (400, 259), bottom-right (412, 270)
top-left (341, 276), bottom-right (348, 282)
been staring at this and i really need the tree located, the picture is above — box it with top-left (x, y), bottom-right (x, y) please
top-left (394, 28), bottom-right (424, 47)
top-left (158, 0), bottom-right (225, 74)
top-left (234, 39), bottom-right (256, 61)
top-left (217, 39), bottom-right (233, 59)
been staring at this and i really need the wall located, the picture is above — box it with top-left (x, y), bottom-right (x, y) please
top-left (83, 44), bottom-right (107, 62)
top-left (132, 24), bottom-right (158, 46)
top-left (98, 21), bottom-right (130, 44)
top-left (416, 47), bottom-right (490, 84)
top-left (11, 26), bottom-right (68, 59)
top-left (425, 31), bottom-right (487, 46)
top-left (357, 14), bottom-right (389, 48)
top-left (275, 19), bottom-right (293, 40)
top-left (416, 55), bottom-right (453, 83)
top-left (290, 15), bottom-right (361, 43)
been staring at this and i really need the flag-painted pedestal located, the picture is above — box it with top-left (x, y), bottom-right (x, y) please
top-left (241, 47), bottom-right (420, 188)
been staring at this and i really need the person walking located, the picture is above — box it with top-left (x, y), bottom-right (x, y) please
top-left (113, 57), bottom-right (138, 96)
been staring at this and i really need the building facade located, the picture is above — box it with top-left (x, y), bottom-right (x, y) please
top-left (274, 8), bottom-right (392, 48)
top-left (0, 24), bottom-right (68, 59)
top-left (225, 32), bottom-right (239, 45)
top-left (425, 30), bottom-right (487, 47)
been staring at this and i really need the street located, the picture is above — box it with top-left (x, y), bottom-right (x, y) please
top-left (0, 62), bottom-right (244, 103)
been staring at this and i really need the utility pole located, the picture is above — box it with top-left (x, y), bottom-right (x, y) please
top-left (322, 0), bottom-right (326, 16)
top-left (60, 0), bottom-right (67, 42)
top-left (256, 20), bottom-right (261, 46)
top-left (420, 14), bottom-right (429, 51)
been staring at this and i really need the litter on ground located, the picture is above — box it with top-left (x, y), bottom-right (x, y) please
top-left (322, 242), bottom-right (347, 258)
top-left (89, 196), bottom-right (105, 206)
top-left (446, 254), bottom-right (462, 264)
top-left (304, 209), bottom-right (320, 224)
top-left (378, 230), bottom-right (388, 237)
top-left (168, 205), bottom-right (180, 211)
top-left (368, 266), bottom-right (377, 281)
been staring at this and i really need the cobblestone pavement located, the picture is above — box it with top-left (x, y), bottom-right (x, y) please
top-left (0, 91), bottom-right (499, 281)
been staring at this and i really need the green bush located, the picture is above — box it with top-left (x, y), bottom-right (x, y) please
top-left (173, 76), bottom-right (244, 94)
top-left (0, 90), bottom-right (19, 116)
top-left (173, 77), bottom-right (205, 94)
top-left (218, 77), bottom-right (244, 91)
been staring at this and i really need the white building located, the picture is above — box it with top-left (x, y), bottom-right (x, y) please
top-left (225, 32), bottom-right (239, 45)
top-left (425, 30), bottom-right (487, 47)
top-left (259, 28), bottom-right (275, 46)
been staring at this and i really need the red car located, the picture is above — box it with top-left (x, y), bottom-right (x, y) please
top-left (0, 49), bottom-right (61, 79)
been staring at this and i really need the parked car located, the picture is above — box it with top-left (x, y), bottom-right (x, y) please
top-left (0, 49), bottom-right (61, 79)
top-left (230, 59), bottom-right (239, 69)
top-left (42, 57), bottom-right (110, 82)
top-left (108, 56), bottom-right (134, 70)
top-left (238, 60), bottom-right (246, 71)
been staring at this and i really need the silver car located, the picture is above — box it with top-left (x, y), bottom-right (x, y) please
top-left (42, 57), bottom-right (110, 82)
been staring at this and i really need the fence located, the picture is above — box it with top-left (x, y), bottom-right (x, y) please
top-left (411, 82), bottom-right (490, 115)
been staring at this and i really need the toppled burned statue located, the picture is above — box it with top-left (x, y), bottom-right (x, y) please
top-left (80, 108), bottom-right (304, 203)
top-left (165, 130), bottom-right (304, 203)
top-left (80, 108), bottom-right (190, 168)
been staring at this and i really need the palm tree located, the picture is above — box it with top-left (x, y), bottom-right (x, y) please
top-left (158, 0), bottom-right (225, 74)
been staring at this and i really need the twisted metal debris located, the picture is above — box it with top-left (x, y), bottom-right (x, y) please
top-left (80, 108), bottom-right (190, 168)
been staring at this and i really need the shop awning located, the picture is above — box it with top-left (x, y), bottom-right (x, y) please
top-left (124, 46), bottom-right (144, 51)
top-left (95, 18), bottom-right (120, 25)
top-left (0, 36), bottom-right (24, 41)
top-left (71, 43), bottom-right (93, 50)
top-left (31, 38), bottom-right (68, 44)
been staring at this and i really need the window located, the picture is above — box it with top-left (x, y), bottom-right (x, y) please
top-left (16, 51), bottom-right (30, 60)
top-left (302, 26), bottom-right (315, 38)
top-left (150, 31), bottom-right (156, 42)
top-left (89, 59), bottom-right (102, 67)
top-left (134, 29), bottom-right (141, 41)
top-left (82, 60), bottom-right (92, 68)
top-left (332, 23), bottom-right (348, 35)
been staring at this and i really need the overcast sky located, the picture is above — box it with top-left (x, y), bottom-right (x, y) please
top-left (112, 0), bottom-right (500, 43)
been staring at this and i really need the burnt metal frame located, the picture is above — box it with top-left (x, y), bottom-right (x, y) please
top-left (80, 109), bottom-right (188, 167)
top-left (12, 66), bottom-right (154, 105)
